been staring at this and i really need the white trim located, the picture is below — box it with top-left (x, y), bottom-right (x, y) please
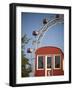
top-left (54, 55), bottom-right (61, 69)
top-left (45, 56), bottom-right (47, 76)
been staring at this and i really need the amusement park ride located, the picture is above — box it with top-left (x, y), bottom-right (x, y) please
top-left (27, 14), bottom-right (64, 77)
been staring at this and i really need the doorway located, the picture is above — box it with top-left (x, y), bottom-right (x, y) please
top-left (45, 56), bottom-right (53, 76)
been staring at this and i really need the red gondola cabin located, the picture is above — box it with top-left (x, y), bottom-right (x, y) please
top-left (35, 46), bottom-right (64, 76)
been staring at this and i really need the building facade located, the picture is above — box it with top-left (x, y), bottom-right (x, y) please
top-left (35, 46), bottom-right (64, 76)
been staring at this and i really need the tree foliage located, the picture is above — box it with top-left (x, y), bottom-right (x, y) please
top-left (21, 34), bottom-right (32, 77)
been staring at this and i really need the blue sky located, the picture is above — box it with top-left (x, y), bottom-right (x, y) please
top-left (21, 12), bottom-right (64, 60)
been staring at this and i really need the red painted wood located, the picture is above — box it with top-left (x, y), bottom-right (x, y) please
top-left (35, 46), bottom-right (64, 56)
top-left (35, 46), bottom-right (64, 76)
top-left (35, 70), bottom-right (45, 76)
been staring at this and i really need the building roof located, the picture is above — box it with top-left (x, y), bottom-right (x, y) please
top-left (35, 46), bottom-right (64, 55)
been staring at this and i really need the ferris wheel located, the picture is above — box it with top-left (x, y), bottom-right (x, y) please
top-left (27, 14), bottom-right (64, 53)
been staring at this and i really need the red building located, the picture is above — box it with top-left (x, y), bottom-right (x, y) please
top-left (35, 46), bottom-right (64, 76)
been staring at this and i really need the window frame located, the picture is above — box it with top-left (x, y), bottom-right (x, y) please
top-left (54, 54), bottom-right (61, 69)
top-left (46, 55), bottom-right (52, 70)
top-left (37, 55), bottom-right (44, 70)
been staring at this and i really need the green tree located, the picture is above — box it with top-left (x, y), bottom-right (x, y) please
top-left (21, 34), bottom-right (32, 77)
